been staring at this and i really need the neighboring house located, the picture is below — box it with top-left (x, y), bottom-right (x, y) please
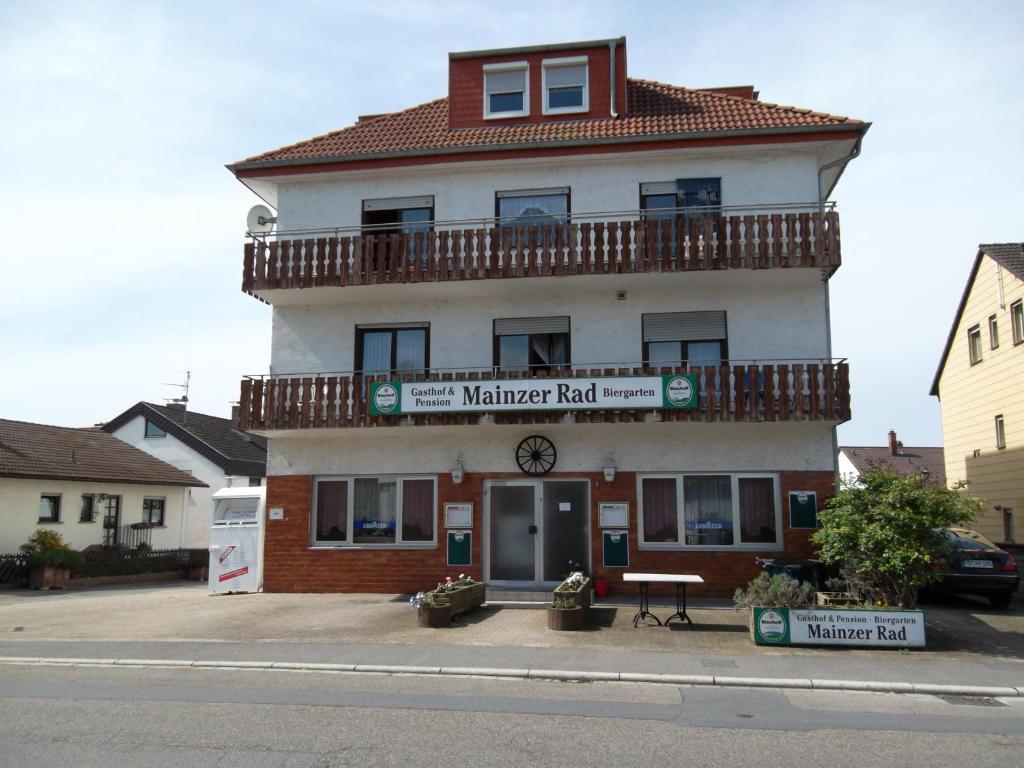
top-left (229, 37), bottom-right (869, 596)
top-left (839, 430), bottom-right (946, 487)
top-left (932, 242), bottom-right (1024, 544)
top-left (0, 419), bottom-right (206, 553)
top-left (103, 402), bottom-right (267, 548)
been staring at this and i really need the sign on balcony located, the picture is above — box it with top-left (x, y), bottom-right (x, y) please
top-left (369, 374), bottom-right (698, 416)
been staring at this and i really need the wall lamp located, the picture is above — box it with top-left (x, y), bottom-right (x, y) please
top-left (451, 454), bottom-right (465, 485)
top-left (602, 453), bottom-right (617, 483)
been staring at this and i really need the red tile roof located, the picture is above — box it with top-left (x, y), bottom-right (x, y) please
top-left (840, 446), bottom-right (946, 488)
top-left (0, 419), bottom-right (207, 487)
top-left (236, 79), bottom-right (865, 167)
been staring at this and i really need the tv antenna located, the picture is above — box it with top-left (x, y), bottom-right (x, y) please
top-left (163, 370), bottom-right (194, 410)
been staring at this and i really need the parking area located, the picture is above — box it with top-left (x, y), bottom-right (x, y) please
top-left (0, 582), bottom-right (1022, 659)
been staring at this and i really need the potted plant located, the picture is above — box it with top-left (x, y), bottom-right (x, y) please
top-left (547, 594), bottom-right (585, 631)
top-left (553, 567), bottom-right (591, 609)
top-left (21, 529), bottom-right (82, 590)
top-left (735, 571), bottom-right (816, 638)
top-left (411, 590), bottom-right (453, 627)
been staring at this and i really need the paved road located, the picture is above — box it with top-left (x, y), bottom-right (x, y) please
top-left (1, 663), bottom-right (1022, 767)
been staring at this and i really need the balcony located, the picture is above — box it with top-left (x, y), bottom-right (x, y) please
top-left (242, 203), bottom-right (841, 298)
top-left (238, 359), bottom-right (850, 432)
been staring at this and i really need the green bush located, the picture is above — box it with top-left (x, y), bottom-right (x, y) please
top-left (19, 529), bottom-right (82, 572)
top-left (734, 572), bottom-right (816, 610)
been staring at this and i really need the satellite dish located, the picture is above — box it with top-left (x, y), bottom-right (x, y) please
top-left (246, 205), bottom-right (277, 234)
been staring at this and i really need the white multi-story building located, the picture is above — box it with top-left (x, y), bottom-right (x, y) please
top-left (230, 38), bottom-right (868, 596)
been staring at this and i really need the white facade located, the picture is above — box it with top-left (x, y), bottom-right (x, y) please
top-left (0, 477), bottom-right (190, 553)
top-left (110, 415), bottom-right (257, 548)
top-left (837, 449), bottom-right (860, 486)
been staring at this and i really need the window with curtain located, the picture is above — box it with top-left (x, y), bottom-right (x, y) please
top-left (39, 494), bottom-right (61, 523)
top-left (642, 312), bottom-right (727, 367)
top-left (641, 478), bottom-right (678, 543)
top-left (357, 326), bottom-right (428, 376)
top-left (315, 480), bottom-right (348, 542)
top-left (313, 476), bottom-right (435, 546)
top-left (493, 316), bottom-right (570, 373)
top-left (496, 188), bottom-right (569, 249)
top-left (738, 477), bottom-right (776, 543)
top-left (683, 476), bottom-right (733, 545)
top-left (639, 474), bottom-right (779, 548)
top-left (143, 498), bottom-right (166, 526)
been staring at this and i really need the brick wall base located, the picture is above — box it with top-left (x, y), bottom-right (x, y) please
top-left (264, 470), bottom-right (835, 598)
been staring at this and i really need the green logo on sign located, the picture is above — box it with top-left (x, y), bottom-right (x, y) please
top-left (662, 374), bottom-right (698, 409)
top-left (753, 607), bottom-right (791, 645)
top-left (370, 382), bottom-right (401, 415)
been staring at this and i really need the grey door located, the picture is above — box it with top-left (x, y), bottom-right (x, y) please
top-left (542, 481), bottom-right (590, 581)
top-left (489, 484), bottom-right (536, 581)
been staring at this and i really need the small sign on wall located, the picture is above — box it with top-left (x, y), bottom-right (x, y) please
top-left (445, 503), bottom-right (473, 528)
top-left (447, 530), bottom-right (472, 566)
top-left (268, 508), bottom-right (284, 521)
top-left (789, 492), bottom-right (818, 529)
top-left (599, 502), bottom-right (628, 529)
top-left (602, 530), bottom-right (629, 568)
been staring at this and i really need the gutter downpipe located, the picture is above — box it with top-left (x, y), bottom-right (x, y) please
top-left (817, 134), bottom-right (862, 488)
top-left (608, 40), bottom-right (619, 118)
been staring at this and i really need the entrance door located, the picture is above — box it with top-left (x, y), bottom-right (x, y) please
top-left (488, 483), bottom-right (536, 581)
top-left (102, 495), bottom-right (121, 546)
top-left (487, 480), bottom-right (590, 584)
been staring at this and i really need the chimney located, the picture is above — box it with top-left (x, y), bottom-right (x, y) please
top-left (888, 430), bottom-right (899, 457)
top-left (230, 404), bottom-right (241, 430)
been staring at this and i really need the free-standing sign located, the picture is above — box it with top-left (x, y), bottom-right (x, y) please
top-left (369, 374), bottom-right (698, 416)
top-left (752, 607), bottom-right (926, 648)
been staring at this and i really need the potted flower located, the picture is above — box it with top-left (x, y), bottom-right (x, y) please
top-left (553, 567), bottom-right (591, 609)
top-left (410, 590), bottom-right (453, 627)
top-left (431, 574), bottom-right (486, 616)
top-left (547, 594), bottom-right (585, 631)
top-left (21, 529), bottom-right (82, 590)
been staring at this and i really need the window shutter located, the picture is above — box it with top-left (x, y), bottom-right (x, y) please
top-left (643, 312), bottom-right (726, 342)
top-left (494, 316), bottom-right (570, 336)
top-left (363, 196), bottom-right (434, 212)
top-left (486, 69), bottom-right (526, 94)
top-left (545, 64), bottom-right (586, 87)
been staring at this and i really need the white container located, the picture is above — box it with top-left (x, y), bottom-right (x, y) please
top-left (208, 487), bottom-right (266, 594)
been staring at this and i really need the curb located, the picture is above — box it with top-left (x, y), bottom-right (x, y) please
top-left (0, 656), bottom-right (1020, 698)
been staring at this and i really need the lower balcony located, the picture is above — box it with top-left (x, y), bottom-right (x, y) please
top-left (238, 360), bottom-right (850, 432)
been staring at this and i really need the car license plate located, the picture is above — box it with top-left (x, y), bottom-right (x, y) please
top-left (962, 559), bottom-right (993, 569)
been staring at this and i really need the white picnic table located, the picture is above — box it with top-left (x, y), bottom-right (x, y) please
top-left (622, 573), bottom-right (705, 627)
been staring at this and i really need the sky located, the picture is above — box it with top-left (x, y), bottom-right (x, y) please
top-left (1, 0), bottom-right (1022, 446)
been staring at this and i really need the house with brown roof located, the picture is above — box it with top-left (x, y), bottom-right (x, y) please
top-left (0, 419), bottom-right (207, 554)
top-left (102, 402), bottom-right (267, 548)
top-left (839, 430), bottom-right (946, 487)
top-left (229, 37), bottom-right (869, 596)
top-left (932, 243), bottom-right (1024, 544)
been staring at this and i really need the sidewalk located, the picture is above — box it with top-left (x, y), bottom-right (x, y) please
top-left (0, 582), bottom-right (1021, 690)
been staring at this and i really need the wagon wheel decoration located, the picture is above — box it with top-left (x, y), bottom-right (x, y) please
top-left (516, 435), bottom-right (557, 476)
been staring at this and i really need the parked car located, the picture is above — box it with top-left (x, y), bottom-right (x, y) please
top-left (929, 528), bottom-right (1019, 609)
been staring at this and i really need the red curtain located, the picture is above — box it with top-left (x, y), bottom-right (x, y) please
top-left (642, 478), bottom-right (678, 542)
top-left (739, 477), bottom-right (776, 543)
top-left (402, 479), bottom-right (434, 542)
top-left (316, 480), bottom-right (348, 541)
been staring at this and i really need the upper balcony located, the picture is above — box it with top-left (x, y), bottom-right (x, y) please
top-left (242, 203), bottom-right (841, 301)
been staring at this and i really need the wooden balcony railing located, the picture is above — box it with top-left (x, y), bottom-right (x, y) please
top-left (238, 360), bottom-right (850, 432)
top-left (242, 206), bottom-right (841, 294)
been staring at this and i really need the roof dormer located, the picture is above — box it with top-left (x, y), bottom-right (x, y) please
top-left (448, 37), bottom-right (627, 129)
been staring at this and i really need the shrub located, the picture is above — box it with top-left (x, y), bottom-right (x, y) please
top-left (19, 529), bottom-right (82, 572)
top-left (734, 573), bottom-right (816, 610)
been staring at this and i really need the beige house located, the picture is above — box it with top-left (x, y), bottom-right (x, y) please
top-left (932, 243), bottom-right (1024, 544)
top-left (0, 419), bottom-right (207, 553)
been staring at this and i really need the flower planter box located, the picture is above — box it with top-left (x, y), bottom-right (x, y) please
top-left (815, 591), bottom-right (859, 607)
top-left (29, 565), bottom-right (71, 590)
top-left (432, 582), bottom-right (485, 617)
top-left (553, 576), bottom-right (592, 609)
top-left (417, 604), bottom-right (453, 628)
top-left (547, 606), bottom-right (585, 631)
top-left (751, 606), bottom-right (926, 649)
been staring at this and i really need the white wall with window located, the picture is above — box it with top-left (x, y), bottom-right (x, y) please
top-left (311, 475), bottom-right (437, 547)
top-left (638, 473), bottom-right (782, 549)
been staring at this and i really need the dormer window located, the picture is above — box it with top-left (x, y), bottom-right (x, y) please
top-left (484, 62), bottom-right (529, 119)
top-left (542, 56), bottom-right (588, 115)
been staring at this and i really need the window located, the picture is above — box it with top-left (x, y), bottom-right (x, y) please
top-left (312, 476), bottom-right (436, 546)
top-left (143, 498), bottom-right (165, 526)
top-left (144, 419), bottom-right (166, 438)
top-left (542, 56), bottom-right (588, 114)
top-left (967, 325), bottom-right (982, 364)
top-left (356, 325), bottom-right (429, 376)
top-left (484, 61), bottom-right (529, 118)
top-left (996, 414), bottom-right (1006, 450)
top-left (248, 477), bottom-right (262, 487)
top-left (641, 179), bottom-right (722, 223)
top-left (638, 474), bottom-right (781, 548)
top-left (989, 314), bottom-right (1000, 349)
top-left (643, 312), bottom-right (727, 366)
top-left (79, 494), bottom-right (95, 523)
top-left (496, 188), bottom-right (569, 248)
top-left (1004, 508), bottom-right (1015, 544)
top-left (361, 196), bottom-right (433, 238)
top-left (1012, 300), bottom-right (1024, 345)
top-left (493, 316), bottom-right (570, 372)
top-left (39, 494), bottom-right (61, 523)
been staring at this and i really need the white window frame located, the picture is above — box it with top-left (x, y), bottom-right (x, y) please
top-left (483, 61), bottom-right (529, 119)
top-left (995, 414), bottom-right (1006, 450)
top-left (311, 475), bottom-right (437, 549)
top-left (1012, 300), bottom-right (1024, 345)
top-left (637, 472), bottom-right (783, 551)
top-left (967, 324), bottom-right (983, 365)
top-left (542, 55), bottom-right (589, 116)
top-left (989, 314), bottom-right (1000, 349)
